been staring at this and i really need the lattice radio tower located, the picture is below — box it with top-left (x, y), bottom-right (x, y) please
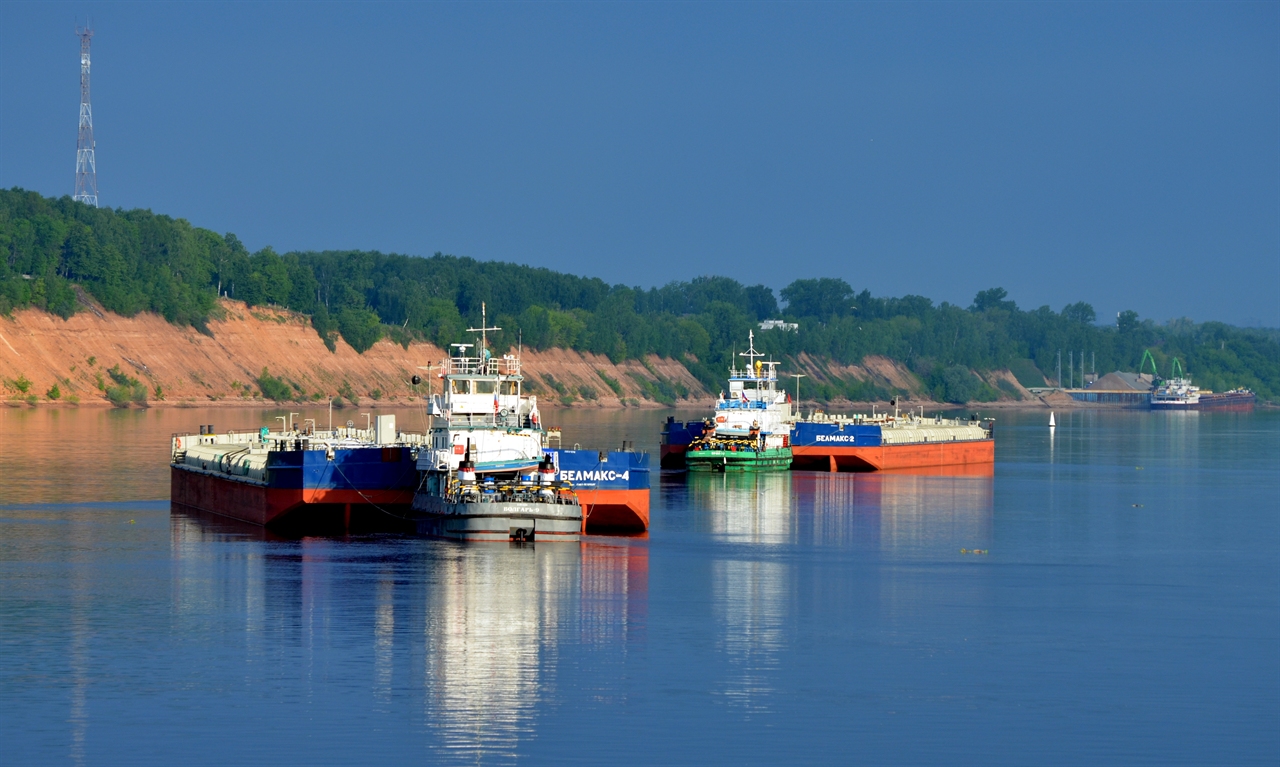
top-left (73, 26), bottom-right (98, 207)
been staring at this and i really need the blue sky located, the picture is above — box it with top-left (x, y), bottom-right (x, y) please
top-left (2, 2), bottom-right (1276, 326)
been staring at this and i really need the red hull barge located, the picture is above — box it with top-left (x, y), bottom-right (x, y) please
top-left (171, 468), bottom-right (414, 527)
top-left (791, 440), bottom-right (995, 472)
top-left (170, 427), bottom-right (420, 531)
top-left (790, 414), bottom-right (994, 473)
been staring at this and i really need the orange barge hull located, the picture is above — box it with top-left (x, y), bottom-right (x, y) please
top-left (579, 488), bottom-right (650, 534)
top-left (791, 440), bottom-right (994, 473)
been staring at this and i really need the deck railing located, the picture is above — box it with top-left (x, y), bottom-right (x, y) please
top-left (441, 355), bottom-right (522, 376)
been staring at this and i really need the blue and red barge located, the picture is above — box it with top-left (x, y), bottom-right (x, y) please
top-left (547, 448), bottom-right (651, 533)
top-left (170, 417), bottom-right (423, 529)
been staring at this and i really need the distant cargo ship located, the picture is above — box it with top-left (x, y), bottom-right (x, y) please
top-left (1150, 377), bottom-right (1256, 411)
top-left (790, 410), bottom-right (994, 472)
top-left (1144, 356), bottom-right (1256, 411)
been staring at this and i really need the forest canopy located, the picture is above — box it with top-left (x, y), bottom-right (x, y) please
top-left (2, 188), bottom-right (1276, 401)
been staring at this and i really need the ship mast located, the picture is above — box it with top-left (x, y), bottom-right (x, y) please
top-left (466, 302), bottom-right (501, 365)
top-left (739, 330), bottom-right (764, 374)
top-left (738, 330), bottom-right (769, 392)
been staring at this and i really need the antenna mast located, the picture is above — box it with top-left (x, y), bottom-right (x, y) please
top-left (74, 26), bottom-right (98, 207)
top-left (465, 302), bottom-right (501, 360)
top-left (738, 330), bottom-right (765, 371)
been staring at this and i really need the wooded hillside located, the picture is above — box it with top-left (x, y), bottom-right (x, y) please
top-left (2, 188), bottom-right (1275, 402)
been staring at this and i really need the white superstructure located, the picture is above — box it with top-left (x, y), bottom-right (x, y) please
top-left (709, 330), bottom-right (793, 437)
top-left (1151, 377), bottom-right (1200, 407)
top-left (418, 349), bottom-right (544, 473)
top-left (410, 303), bottom-right (580, 542)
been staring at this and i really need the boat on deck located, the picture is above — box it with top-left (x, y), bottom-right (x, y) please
top-left (1150, 374), bottom-right (1255, 411)
top-left (686, 331), bottom-right (794, 472)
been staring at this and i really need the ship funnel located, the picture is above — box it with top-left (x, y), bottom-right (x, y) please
top-left (538, 456), bottom-right (557, 498)
top-left (459, 440), bottom-right (476, 484)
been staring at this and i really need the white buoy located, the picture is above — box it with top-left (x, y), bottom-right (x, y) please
top-left (1049, 411), bottom-right (1056, 428)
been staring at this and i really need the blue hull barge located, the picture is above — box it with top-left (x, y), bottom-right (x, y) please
top-left (170, 415), bottom-right (425, 531)
top-left (659, 418), bottom-right (706, 470)
top-left (547, 448), bottom-right (651, 533)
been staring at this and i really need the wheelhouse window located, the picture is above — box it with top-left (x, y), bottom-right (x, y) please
top-left (450, 379), bottom-right (471, 395)
top-left (474, 379), bottom-right (497, 394)
top-left (500, 380), bottom-right (519, 395)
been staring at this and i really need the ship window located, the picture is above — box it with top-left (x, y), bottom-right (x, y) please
top-left (451, 379), bottom-right (471, 395)
top-left (474, 379), bottom-right (496, 394)
top-left (501, 380), bottom-right (519, 395)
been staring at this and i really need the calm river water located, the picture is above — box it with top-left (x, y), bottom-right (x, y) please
top-left (1, 405), bottom-right (1276, 766)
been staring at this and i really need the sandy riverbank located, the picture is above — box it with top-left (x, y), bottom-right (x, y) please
top-left (2, 298), bottom-right (1088, 412)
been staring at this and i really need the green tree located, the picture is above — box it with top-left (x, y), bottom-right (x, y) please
top-left (1061, 301), bottom-right (1097, 325)
top-left (337, 307), bottom-right (383, 353)
top-left (781, 278), bottom-right (854, 319)
top-left (971, 287), bottom-right (1016, 313)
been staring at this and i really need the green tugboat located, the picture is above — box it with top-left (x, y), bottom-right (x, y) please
top-left (686, 331), bottom-right (794, 472)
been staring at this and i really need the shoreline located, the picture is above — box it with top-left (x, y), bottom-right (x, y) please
top-left (14, 396), bottom-right (1270, 412)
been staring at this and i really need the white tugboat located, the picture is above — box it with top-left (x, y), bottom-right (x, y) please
top-left (410, 304), bottom-right (582, 541)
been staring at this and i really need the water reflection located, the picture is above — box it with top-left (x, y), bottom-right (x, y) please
top-left (680, 475), bottom-right (793, 710)
top-left (682, 470), bottom-right (994, 556)
top-left (581, 541), bottom-right (648, 647)
top-left (686, 473), bottom-right (794, 543)
top-left (168, 510), bottom-right (648, 763)
top-left (863, 473), bottom-right (994, 557)
top-left (68, 509), bottom-right (92, 767)
top-left (420, 545), bottom-right (567, 759)
top-left (713, 558), bottom-right (787, 713)
top-left (374, 567), bottom-right (395, 707)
